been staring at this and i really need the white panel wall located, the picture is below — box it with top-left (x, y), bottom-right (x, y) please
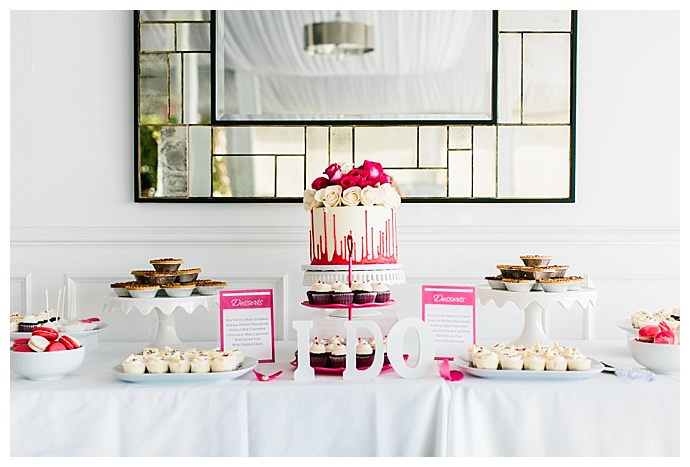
top-left (9, 11), bottom-right (680, 343)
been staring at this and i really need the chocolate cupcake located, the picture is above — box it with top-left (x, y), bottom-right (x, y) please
top-left (17, 314), bottom-right (43, 333)
top-left (331, 281), bottom-right (354, 306)
top-left (306, 281), bottom-right (333, 305)
top-left (352, 281), bottom-right (377, 304)
top-left (372, 282), bottom-right (391, 303)
top-left (355, 338), bottom-right (375, 368)
top-left (309, 338), bottom-right (328, 368)
top-left (328, 341), bottom-right (347, 368)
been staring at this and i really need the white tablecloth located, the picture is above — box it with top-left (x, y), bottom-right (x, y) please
top-left (10, 340), bottom-right (679, 457)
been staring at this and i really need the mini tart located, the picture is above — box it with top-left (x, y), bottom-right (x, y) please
top-left (150, 258), bottom-right (183, 265)
top-left (538, 277), bottom-right (575, 284)
top-left (502, 278), bottom-right (535, 283)
top-left (111, 281), bottom-right (139, 288)
top-left (178, 268), bottom-right (201, 274)
top-left (194, 280), bottom-right (227, 287)
top-left (520, 255), bottom-right (551, 260)
top-left (125, 283), bottom-right (160, 291)
top-left (161, 282), bottom-right (196, 289)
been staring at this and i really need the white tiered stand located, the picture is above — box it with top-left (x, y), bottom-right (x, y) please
top-left (476, 285), bottom-right (597, 345)
top-left (302, 234), bottom-right (405, 319)
top-left (103, 293), bottom-right (218, 348)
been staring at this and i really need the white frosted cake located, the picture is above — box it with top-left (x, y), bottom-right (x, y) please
top-left (303, 160), bottom-right (401, 267)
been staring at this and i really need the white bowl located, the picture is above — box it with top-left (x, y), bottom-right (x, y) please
top-left (628, 338), bottom-right (680, 374)
top-left (10, 346), bottom-right (86, 381)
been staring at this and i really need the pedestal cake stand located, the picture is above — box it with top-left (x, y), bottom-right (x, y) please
top-left (476, 286), bottom-right (598, 345)
top-left (103, 293), bottom-right (217, 348)
top-left (302, 234), bottom-right (404, 319)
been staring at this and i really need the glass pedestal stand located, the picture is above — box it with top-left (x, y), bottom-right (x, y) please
top-left (476, 285), bottom-right (598, 345)
top-left (103, 293), bottom-right (217, 348)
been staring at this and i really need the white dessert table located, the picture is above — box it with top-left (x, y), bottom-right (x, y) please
top-left (102, 293), bottom-right (217, 349)
top-left (10, 340), bottom-right (679, 457)
top-left (477, 285), bottom-right (598, 345)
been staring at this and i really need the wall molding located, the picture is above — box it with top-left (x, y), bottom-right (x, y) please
top-left (10, 225), bottom-right (680, 247)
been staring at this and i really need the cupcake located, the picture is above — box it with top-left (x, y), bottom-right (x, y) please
top-left (355, 338), bottom-right (375, 368)
top-left (17, 314), bottom-right (43, 333)
top-left (331, 281), bottom-right (354, 305)
top-left (522, 351), bottom-right (546, 371)
top-left (328, 341), bottom-right (347, 368)
top-left (210, 350), bottom-right (242, 372)
top-left (166, 353), bottom-right (191, 373)
top-left (309, 337), bottom-right (329, 368)
top-left (473, 349), bottom-right (499, 370)
top-left (122, 354), bottom-right (146, 374)
top-left (352, 281), bottom-right (377, 304)
top-left (372, 282), bottom-right (391, 303)
top-left (144, 355), bottom-right (169, 374)
top-left (544, 350), bottom-right (567, 371)
top-left (189, 352), bottom-right (211, 373)
top-left (306, 281), bottom-right (333, 305)
top-left (566, 353), bottom-right (592, 371)
top-left (498, 351), bottom-right (523, 370)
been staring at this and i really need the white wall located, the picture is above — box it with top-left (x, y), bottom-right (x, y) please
top-left (10, 11), bottom-right (680, 343)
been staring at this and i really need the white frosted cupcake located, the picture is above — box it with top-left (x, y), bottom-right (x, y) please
top-left (566, 353), bottom-right (592, 371)
top-left (371, 282), bottom-right (391, 303)
top-left (210, 351), bottom-right (242, 372)
top-left (122, 354), bottom-right (146, 374)
top-left (522, 351), bottom-right (546, 371)
top-left (499, 351), bottom-right (523, 370)
top-left (190, 353), bottom-right (211, 373)
top-left (473, 349), bottom-right (499, 370)
top-left (544, 351), bottom-right (567, 371)
top-left (467, 344), bottom-right (486, 366)
top-left (145, 355), bottom-right (169, 374)
top-left (166, 354), bottom-right (191, 373)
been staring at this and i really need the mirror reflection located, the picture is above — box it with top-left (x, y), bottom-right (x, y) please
top-left (215, 10), bottom-right (494, 122)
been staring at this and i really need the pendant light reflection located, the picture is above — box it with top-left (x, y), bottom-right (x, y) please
top-left (304, 12), bottom-right (374, 60)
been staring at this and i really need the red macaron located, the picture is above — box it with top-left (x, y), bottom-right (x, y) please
top-left (58, 335), bottom-right (81, 350)
top-left (32, 326), bottom-right (59, 341)
top-left (45, 341), bottom-right (68, 352)
top-left (637, 325), bottom-right (659, 343)
top-left (12, 343), bottom-right (33, 352)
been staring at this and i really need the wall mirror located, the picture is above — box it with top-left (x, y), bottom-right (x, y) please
top-left (135, 10), bottom-right (576, 202)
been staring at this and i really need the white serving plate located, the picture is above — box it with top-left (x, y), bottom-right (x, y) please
top-left (614, 318), bottom-right (638, 336)
top-left (454, 357), bottom-right (603, 380)
top-left (10, 322), bottom-right (109, 340)
top-left (111, 356), bottom-right (258, 383)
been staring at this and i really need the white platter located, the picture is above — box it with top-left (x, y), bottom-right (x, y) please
top-left (454, 357), bottom-right (603, 380)
top-left (614, 318), bottom-right (638, 336)
top-left (10, 322), bottom-right (109, 341)
top-left (111, 357), bottom-right (258, 383)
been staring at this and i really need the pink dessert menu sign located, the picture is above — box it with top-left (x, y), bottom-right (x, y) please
top-left (219, 289), bottom-right (275, 363)
top-left (421, 285), bottom-right (476, 360)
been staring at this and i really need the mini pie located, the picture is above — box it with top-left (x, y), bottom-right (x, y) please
top-left (194, 280), bottom-right (227, 287)
top-left (161, 283), bottom-right (196, 289)
top-left (150, 258), bottom-right (183, 265)
top-left (125, 283), bottom-right (160, 290)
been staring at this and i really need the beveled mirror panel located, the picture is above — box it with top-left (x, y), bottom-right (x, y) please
top-left (135, 10), bottom-right (576, 202)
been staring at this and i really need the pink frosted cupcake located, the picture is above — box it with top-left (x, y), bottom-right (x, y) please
top-left (331, 281), bottom-right (354, 305)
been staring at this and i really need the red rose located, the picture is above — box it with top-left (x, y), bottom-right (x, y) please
top-left (362, 160), bottom-right (383, 181)
top-left (311, 177), bottom-right (330, 190)
top-left (339, 174), bottom-right (358, 189)
top-left (378, 173), bottom-right (392, 185)
top-left (324, 163), bottom-right (342, 181)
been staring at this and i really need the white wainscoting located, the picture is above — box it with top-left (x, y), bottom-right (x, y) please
top-left (10, 225), bottom-right (679, 343)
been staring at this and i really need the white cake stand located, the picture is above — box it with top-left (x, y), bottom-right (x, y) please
top-left (476, 285), bottom-right (597, 345)
top-left (102, 293), bottom-right (217, 348)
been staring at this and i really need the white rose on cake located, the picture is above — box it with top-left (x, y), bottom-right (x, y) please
top-left (339, 161), bottom-right (354, 175)
top-left (303, 189), bottom-right (318, 211)
top-left (341, 186), bottom-right (363, 206)
top-left (380, 183), bottom-right (402, 208)
top-left (361, 185), bottom-right (383, 206)
top-left (316, 185), bottom-right (342, 208)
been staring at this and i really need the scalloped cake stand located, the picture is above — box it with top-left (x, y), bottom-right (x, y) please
top-left (103, 293), bottom-right (217, 348)
top-left (476, 285), bottom-right (598, 345)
